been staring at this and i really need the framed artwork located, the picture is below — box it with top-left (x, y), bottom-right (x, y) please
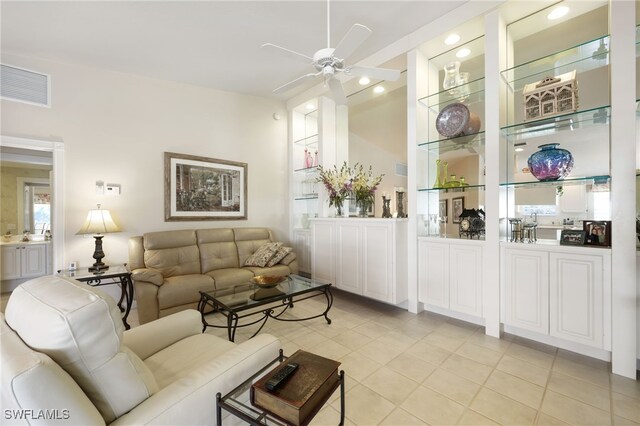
top-left (438, 199), bottom-right (448, 220)
top-left (560, 230), bottom-right (586, 246)
top-left (583, 220), bottom-right (611, 247)
top-left (164, 152), bottom-right (247, 221)
top-left (452, 196), bottom-right (464, 224)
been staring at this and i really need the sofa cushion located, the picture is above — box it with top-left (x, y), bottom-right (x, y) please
top-left (243, 242), bottom-right (282, 267)
top-left (1, 314), bottom-right (106, 425)
top-left (234, 228), bottom-right (273, 266)
top-left (266, 246), bottom-right (293, 267)
top-left (4, 276), bottom-right (158, 423)
top-left (144, 333), bottom-right (236, 389)
top-left (144, 230), bottom-right (200, 277)
top-left (205, 268), bottom-right (254, 289)
top-left (243, 264), bottom-right (292, 277)
top-left (158, 274), bottom-right (215, 310)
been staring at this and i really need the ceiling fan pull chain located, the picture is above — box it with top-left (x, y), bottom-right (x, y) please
top-left (326, 0), bottom-right (330, 48)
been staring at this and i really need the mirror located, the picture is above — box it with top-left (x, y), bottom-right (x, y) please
top-left (345, 59), bottom-right (408, 218)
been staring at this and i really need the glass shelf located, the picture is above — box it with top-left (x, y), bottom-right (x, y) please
top-left (501, 35), bottom-right (610, 92)
top-left (500, 175), bottom-right (610, 188)
top-left (501, 105), bottom-right (610, 140)
top-left (419, 131), bottom-right (485, 153)
top-left (294, 195), bottom-right (318, 201)
top-left (293, 166), bottom-right (318, 174)
top-left (293, 134), bottom-right (318, 147)
top-left (418, 184), bottom-right (486, 193)
top-left (419, 78), bottom-right (485, 111)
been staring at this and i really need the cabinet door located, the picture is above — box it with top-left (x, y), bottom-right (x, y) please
top-left (335, 222), bottom-right (362, 295)
top-left (560, 185), bottom-right (587, 213)
top-left (549, 252), bottom-right (603, 348)
top-left (362, 223), bottom-right (393, 303)
top-left (311, 221), bottom-right (335, 284)
top-left (449, 245), bottom-right (483, 317)
top-left (21, 244), bottom-right (47, 278)
top-left (293, 230), bottom-right (312, 274)
top-left (1, 246), bottom-right (22, 280)
top-left (503, 249), bottom-right (549, 334)
top-left (420, 242), bottom-right (449, 309)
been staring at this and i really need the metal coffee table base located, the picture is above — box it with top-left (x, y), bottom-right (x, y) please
top-left (198, 286), bottom-right (333, 342)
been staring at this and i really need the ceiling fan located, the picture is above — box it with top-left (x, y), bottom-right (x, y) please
top-left (262, 0), bottom-right (400, 105)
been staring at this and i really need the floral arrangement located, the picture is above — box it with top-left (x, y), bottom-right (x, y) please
top-left (351, 163), bottom-right (384, 216)
top-left (317, 162), bottom-right (383, 217)
top-left (317, 162), bottom-right (353, 216)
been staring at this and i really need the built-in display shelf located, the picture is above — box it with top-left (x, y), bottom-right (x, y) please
top-left (500, 174), bottom-right (610, 188)
top-left (418, 131), bottom-right (485, 151)
top-left (418, 77), bottom-right (485, 111)
top-left (418, 184), bottom-right (485, 193)
top-left (293, 134), bottom-right (318, 147)
top-left (501, 106), bottom-right (610, 140)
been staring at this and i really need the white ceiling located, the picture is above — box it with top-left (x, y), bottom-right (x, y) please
top-left (1, 1), bottom-right (466, 102)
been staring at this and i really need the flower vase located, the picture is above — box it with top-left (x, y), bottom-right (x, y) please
top-left (358, 201), bottom-right (369, 218)
top-left (527, 143), bottom-right (574, 181)
top-left (334, 201), bottom-right (344, 217)
top-left (441, 162), bottom-right (449, 187)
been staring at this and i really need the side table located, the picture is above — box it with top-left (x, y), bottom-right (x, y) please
top-left (57, 264), bottom-right (134, 329)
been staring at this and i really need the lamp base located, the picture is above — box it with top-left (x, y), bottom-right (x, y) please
top-left (89, 264), bottom-right (109, 272)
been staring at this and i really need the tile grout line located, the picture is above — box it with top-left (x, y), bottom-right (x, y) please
top-left (532, 346), bottom-right (559, 426)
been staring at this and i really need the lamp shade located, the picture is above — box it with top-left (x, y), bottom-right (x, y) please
top-left (76, 205), bottom-right (121, 235)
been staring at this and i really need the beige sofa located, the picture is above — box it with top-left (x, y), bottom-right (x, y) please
top-left (129, 227), bottom-right (298, 324)
top-left (1, 275), bottom-right (281, 425)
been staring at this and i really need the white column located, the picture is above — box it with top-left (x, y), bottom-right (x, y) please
top-left (610, 0), bottom-right (637, 379)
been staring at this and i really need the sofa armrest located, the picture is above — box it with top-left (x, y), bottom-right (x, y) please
top-left (132, 268), bottom-right (164, 286)
top-left (122, 310), bottom-right (202, 360)
top-left (279, 252), bottom-right (297, 266)
top-left (110, 334), bottom-right (281, 426)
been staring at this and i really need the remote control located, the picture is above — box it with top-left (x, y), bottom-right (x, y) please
top-left (265, 362), bottom-right (299, 391)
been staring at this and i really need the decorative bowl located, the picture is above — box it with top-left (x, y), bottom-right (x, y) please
top-left (436, 102), bottom-right (470, 138)
top-left (250, 275), bottom-right (286, 288)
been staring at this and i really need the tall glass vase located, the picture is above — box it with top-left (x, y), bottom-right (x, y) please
top-left (434, 159), bottom-right (443, 188)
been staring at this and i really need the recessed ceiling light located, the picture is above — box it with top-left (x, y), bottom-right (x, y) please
top-left (358, 77), bottom-right (370, 85)
top-left (547, 6), bottom-right (569, 20)
top-left (444, 33), bottom-right (460, 45)
top-left (305, 103), bottom-right (315, 110)
top-left (456, 48), bottom-right (471, 58)
top-left (373, 86), bottom-right (385, 94)
top-left (515, 147), bottom-right (524, 152)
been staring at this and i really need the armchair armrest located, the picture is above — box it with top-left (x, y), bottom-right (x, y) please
top-left (132, 267), bottom-right (164, 286)
top-left (122, 310), bottom-right (202, 360)
top-left (111, 334), bottom-right (281, 426)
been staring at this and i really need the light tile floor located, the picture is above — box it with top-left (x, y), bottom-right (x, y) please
top-left (4, 290), bottom-right (639, 425)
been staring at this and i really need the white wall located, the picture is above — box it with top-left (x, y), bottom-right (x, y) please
top-left (1, 54), bottom-right (289, 270)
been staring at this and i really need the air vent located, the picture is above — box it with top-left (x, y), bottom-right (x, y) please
top-left (1, 64), bottom-right (50, 107)
top-left (395, 162), bottom-right (408, 177)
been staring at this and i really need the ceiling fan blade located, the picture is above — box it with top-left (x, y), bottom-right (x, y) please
top-left (327, 78), bottom-right (347, 105)
top-left (261, 43), bottom-right (313, 63)
top-left (345, 65), bottom-right (400, 81)
top-left (332, 24), bottom-right (372, 60)
top-left (273, 72), bottom-right (320, 94)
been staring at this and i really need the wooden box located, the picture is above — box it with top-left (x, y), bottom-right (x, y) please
top-left (523, 70), bottom-right (578, 121)
top-left (250, 350), bottom-right (341, 426)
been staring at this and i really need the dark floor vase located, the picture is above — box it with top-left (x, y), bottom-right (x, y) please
top-left (527, 143), bottom-right (574, 181)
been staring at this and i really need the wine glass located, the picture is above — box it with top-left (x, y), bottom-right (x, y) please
top-left (439, 215), bottom-right (448, 238)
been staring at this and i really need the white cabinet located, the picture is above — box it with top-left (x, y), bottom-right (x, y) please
top-left (502, 244), bottom-right (610, 350)
top-left (292, 229), bottom-right (312, 274)
top-left (418, 239), bottom-right (483, 321)
top-left (1, 243), bottom-right (49, 280)
top-left (559, 185), bottom-right (587, 213)
top-left (502, 248), bottom-right (549, 334)
top-left (311, 218), bottom-right (407, 305)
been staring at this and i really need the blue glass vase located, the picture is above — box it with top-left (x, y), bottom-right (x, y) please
top-left (527, 143), bottom-right (574, 181)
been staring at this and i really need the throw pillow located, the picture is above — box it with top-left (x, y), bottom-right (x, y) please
top-left (244, 242), bottom-right (282, 267)
top-left (266, 246), bottom-right (293, 267)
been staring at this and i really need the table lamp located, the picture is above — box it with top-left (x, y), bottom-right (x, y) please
top-left (76, 204), bottom-right (121, 272)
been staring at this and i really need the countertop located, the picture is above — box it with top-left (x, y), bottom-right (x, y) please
top-left (0, 239), bottom-right (51, 246)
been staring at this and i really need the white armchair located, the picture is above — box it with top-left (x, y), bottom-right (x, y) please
top-left (1, 275), bottom-right (281, 425)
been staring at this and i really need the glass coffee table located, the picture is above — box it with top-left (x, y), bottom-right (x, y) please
top-left (198, 274), bottom-right (333, 342)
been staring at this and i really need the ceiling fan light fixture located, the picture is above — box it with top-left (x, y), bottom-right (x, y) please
top-left (359, 77), bottom-right (370, 85)
top-left (444, 34), bottom-right (461, 45)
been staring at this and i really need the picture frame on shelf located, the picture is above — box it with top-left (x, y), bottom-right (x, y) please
top-left (439, 199), bottom-right (448, 220)
top-left (452, 197), bottom-right (464, 224)
top-left (560, 230), bottom-right (586, 246)
top-left (164, 152), bottom-right (247, 221)
top-left (583, 220), bottom-right (611, 247)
